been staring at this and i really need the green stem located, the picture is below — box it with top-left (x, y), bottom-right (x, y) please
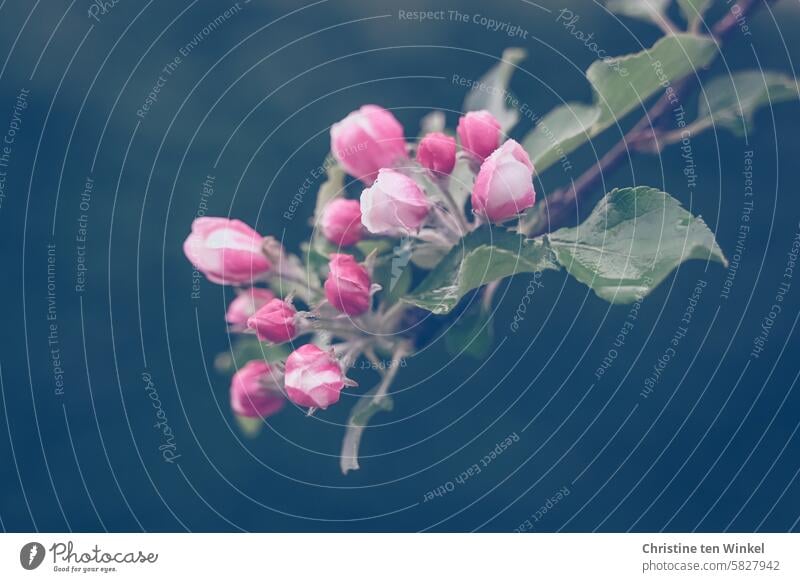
top-left (438, 179), bottom-right (471, 234)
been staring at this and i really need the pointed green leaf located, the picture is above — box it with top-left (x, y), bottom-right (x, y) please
top-left (355, 238), bottom-right (394, 257)
top-left (588, 34), bottom-right (718, 129)
top-left (523, 34), bottom-right (717, 174)
top-left (312, 157), bottom-right (345, 224)
top-left (410, 240), bottom-right (452, 270)
top-left (522, 103), bottom-right (600, 173)
top-left (697, 71), bottom-right (799, 136)
top-left (548, 186), bottom-right (727, 303)
top-left (463, 47), bottom-right (527, 133)
top-left (404, 227), bottom-right (558, 314)
top-left (448, 152), bottom-right (480, 209)
top-left (444, 301), bottom-right (494, 359)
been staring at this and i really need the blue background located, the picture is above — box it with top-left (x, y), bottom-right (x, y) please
top-left (0, 0), bottom-right (799, 532)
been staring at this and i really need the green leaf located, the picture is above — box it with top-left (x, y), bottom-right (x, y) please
top-left (340, 389), bottom-right (394, 474)
top-left (444, 301), bottom-right (494, 359)
top-left (355, 238), bottom-right (394, 257)
top-left (463, 47), bottom-right (527, 133)
top-left (522, 34), bottom-right (717, 174)
top-left (448, 152), bottom-right (480, 210)
top-left (301, 240), bottom-right (330, 274)
top-left (522, 103), bottom-right (600, 174)
top-left (305, 159), bottom-right (348, 282)
top-left (404, 227), bottom-right (557, 314)
top-left (214, 337), bottom-right (291, 375)
top-left (312, 157), bottom-right (345, 225)
top-left (696, 71), bottom-right (799, 136)
top-left (606, 0), bottom-right (671, 25)
top-left (410, 240), bottom-right (452, 270)
top-left (548, 186), bottom-right (727, 303)
top-left (588, 34), bottom-right (718, 129)
top-left (677, 0), bottom-right (712, 27)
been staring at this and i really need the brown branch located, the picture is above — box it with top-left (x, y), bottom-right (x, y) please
top-left (526, 0), bottom-right (777, 237)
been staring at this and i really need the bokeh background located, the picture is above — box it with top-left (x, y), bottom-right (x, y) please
top-left (1, 0), bottom-right (799, 532)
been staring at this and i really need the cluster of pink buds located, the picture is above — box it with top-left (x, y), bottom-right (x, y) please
top-left (183, 103), bottom-right (538, 425)
top-left (183, 214), bottom-right (366, 414)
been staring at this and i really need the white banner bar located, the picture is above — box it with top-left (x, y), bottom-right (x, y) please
top-left (0, 533), bottom-right (797, 581)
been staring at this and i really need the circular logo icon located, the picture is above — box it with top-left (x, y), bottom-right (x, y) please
top-left (19, 542), bottom-right (46, 570)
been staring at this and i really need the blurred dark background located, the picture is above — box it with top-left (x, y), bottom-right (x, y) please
top-left (0, 0), bottom-right (799, 532)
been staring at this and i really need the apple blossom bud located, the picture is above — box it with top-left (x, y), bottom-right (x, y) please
top-left (284, 344), bottom-right (346, 409)
top-left (456, 110), bottom-right (502, 160)
top-left (417, 132), bottom-right (456, 175)
top-left (230, 360), bottom-right (284, 418)
top-left (324, 253), bottom-right (372, 316)
top-left (360, 169), bottom-right (430, 236)
top-left (247, 298), bottom-right (298, 343)
top-left (471, 139), bottom-right (536, 223)
top-left (226, 288), bottom-right (275, 327)
top-left (183, 217), bottom-right (270, 285)
top-left (321, 199), bottom-right (364, 247)
top-left (330, 104), bottom-right (407, 184)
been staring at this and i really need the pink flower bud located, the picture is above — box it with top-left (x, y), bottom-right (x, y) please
top-left (226, 288), bottom-right (275, 326)
top-left (183, 217), bottom-right (270, 285)
top-left (324, 253), bottom-right (372, 316)
top-left (472, 140), bottom-right (536, 223)
top-left (331, 104), bottom-right (407, 185)
top-left (417, 132), bottom-right (457, 175)
top-left (321, 198), bottom-right (364, 247)
top-left (456, 110), bottom-right (502, 160)
top-left (230, 360), bottom-right (284, 418)
top-left (247, 298), bottom-right (298, 343)
top-left (284, 344), bottom-right (346, 409)
top-left (360, 169), bottom-right (430, 236)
